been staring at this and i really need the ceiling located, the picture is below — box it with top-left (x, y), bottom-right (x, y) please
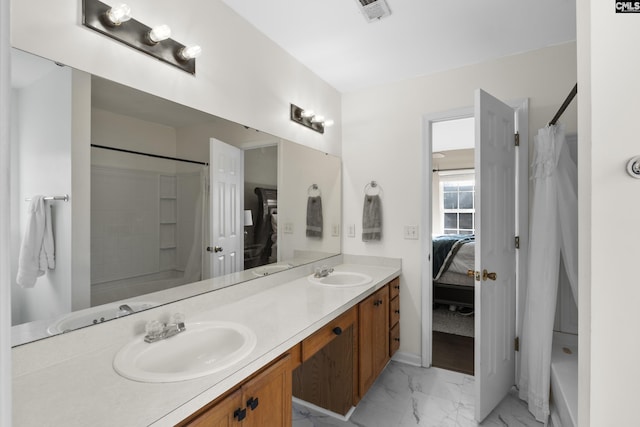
top-left (222, 0), bottom-right (576, 93)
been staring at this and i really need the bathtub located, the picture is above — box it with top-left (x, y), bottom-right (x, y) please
top-left (91, 270), bottom-right (195, 306)
top-left (550, 332), bottom-right (578, 427)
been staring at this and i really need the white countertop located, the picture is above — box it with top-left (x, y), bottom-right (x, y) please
top-left (12, 258), bottom-right (400, 426)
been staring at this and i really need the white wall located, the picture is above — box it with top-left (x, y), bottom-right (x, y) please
top-left (342, 42), bottom-right (578, 357)
top-left (279, 140), bottom-right (341, 260)
top-left (10, 66), bottom-right (74, 325)
top-left (578, 1), bottom-right (640, 425)
top-left (10, 0), bottom-right (341, 157)
top-left (1, 0), bottom-right (12, 422)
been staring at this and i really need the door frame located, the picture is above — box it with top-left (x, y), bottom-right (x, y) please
top-left (420, 99), bottom-right (529, 376)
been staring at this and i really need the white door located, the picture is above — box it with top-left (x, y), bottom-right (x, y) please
top-left (474, 89), bottom-right (517, 421)
top-left (209, 138), bottom-right (244, 278)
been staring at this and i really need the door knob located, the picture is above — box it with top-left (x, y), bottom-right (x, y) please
top-left (206, 246), bottom-right (223, 253)
top-left (482, 269), bottom-right (497, 281)
top-left (467, 270), bottom-right (481, 281)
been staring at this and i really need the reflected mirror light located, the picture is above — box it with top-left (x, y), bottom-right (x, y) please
top-left (9, 47), bottom-right (341, 346)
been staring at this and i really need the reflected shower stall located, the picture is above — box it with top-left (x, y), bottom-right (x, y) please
top-left (90, 145), bottom-right (209, 306)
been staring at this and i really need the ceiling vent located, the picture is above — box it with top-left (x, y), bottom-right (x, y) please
top-left (356, 0), bottom-right (392, 22)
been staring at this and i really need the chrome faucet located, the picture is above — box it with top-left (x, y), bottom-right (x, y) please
top-left (144, 313), bottom-right (186, 343)
top-left (314, 265), bottom-right (334, 278)
top-left (118, 304), bottom-right (134, 315)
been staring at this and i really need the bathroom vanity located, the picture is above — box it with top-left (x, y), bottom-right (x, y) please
top-left (12, 256), bottom-right (401, 426)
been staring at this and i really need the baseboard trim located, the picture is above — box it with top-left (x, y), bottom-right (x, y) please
top-left (292, 397), bottom-right (356, 421)
top-left (392, 351), bottom-right (422, 366)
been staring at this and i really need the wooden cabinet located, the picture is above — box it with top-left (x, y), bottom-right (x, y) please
top-left (358, 284), bottom-right (390, 398)
top-left (389, 277), bottom-right (400, 357)
top-left (180, 354), bottom-right (292, 427)
top-left (293, 307), bottom-right (358, 416)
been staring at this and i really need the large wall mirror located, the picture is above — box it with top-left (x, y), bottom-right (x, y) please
top-left (10, 48), bottom-right (341, 346)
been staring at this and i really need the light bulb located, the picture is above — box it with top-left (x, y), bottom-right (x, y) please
top-left (106, 4), bottom-right (132, 26)
top-left (148, 24), bottom-right (171, 43)
top-left (300, 109), bottom-right (315, 119)
top-left (311, 115), bottom-right (325, 124)
top-left (323, 119), bottom-right (335, 127)
top-left (178, 45), bottom-right (202, 60)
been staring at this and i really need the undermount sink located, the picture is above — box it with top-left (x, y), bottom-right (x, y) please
top-left (47, 301), bottom-right (156, 335)
top-left (113, 321), bottom-right (257, 383)
top-left (308, 271), bottom-right (373, 287)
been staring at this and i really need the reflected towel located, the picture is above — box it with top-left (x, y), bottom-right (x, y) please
top-left (16, 196), bottom-right (55, 288)
top-left (306, 196), bottom-right (323, 238)
top-left (362, 194), bottom-right (382, 241)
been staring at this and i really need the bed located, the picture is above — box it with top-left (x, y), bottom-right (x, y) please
top-left (432, 234), bottom-right (475, 308)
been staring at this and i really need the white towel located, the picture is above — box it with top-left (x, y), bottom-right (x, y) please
top-left (16, 196), bottom-right (55, 288)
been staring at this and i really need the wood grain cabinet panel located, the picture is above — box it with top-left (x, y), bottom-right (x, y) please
top-left (358, 284), bottom-right (390, 398)
top-left (389, 278), bottom-right (400, 358)
top-left (179, 354), bottom-right (292, 427)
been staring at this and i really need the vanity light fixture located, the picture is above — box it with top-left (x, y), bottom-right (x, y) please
top-left (82, 0), bottom-right (200, 74)
top-left (147, 24), bottom-right (171, 44)
top-left (105, 3), bottom-right (131, 25)
top-left (290, 104), bottom-right (334, 134)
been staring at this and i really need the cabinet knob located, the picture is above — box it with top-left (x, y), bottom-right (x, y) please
top-left (247, 397), bottom-right (259, 411)
top-left (234, 408), bottom-right (247, 421)
top-left (332, 326), bottom-right (342, 336)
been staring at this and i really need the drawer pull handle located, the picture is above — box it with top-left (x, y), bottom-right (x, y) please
top-left (332, 326), bottom-right (343, 336)
top-left (394, 337), bottom-right (400, 342)
top-left (394, 309), bottom-right (400, 314)
top-left (247, 397), bottom-right (259, 411)
top-left (234, 408), bottom-right (247, 421)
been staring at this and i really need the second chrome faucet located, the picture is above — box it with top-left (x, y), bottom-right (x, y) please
top-left (144, 313), bottom-right (186, 343)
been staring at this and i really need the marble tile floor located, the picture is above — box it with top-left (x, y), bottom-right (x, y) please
top-left (292, 361), bottom-right (545, 427)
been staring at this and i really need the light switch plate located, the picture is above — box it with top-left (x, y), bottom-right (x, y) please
top-left (404, 225), bottom-right (419, 240)
top-left (332, 224), bottom-right (340, 237)
top-left (347, 224), bottom-right (356, 238)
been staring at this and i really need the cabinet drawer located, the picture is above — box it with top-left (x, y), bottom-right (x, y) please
top-left (389, 277), bottom-right (400, 300)
top-left (302, 306), bottom-right (357, 362)
top-left (390, 295), bottom-right (400, 327)
top-left (390, 323), bottom-right (400, 357)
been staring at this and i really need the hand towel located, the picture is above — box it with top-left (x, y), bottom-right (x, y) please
top-left (362, 194), bottom-right (382, 241)
top-left (306, 196), bottom-right (323, 238)
top-left (16, 196), bottom-right (55, 288)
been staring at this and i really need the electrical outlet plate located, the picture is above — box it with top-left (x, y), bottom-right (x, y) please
top-left (404, 225), bottom-right (419, 240)
top-left (284, 223), bottom-right (294, 234)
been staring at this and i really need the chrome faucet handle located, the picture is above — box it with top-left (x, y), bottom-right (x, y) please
top-left (172, 313), bottom-right (186, 331)
top-left (145, 320), bottom-right (164, 342)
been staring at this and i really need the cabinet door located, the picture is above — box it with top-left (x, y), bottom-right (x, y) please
top-left (358, 285), bottom-right (389, 397)
top-left (243, 354), bottom-right (292, 427)
top-left (183, 389), bottom-right (243, 427)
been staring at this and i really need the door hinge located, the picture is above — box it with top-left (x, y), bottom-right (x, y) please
top-left (515, 236), bottom-right (520, 249)
top-left (515, 336), bottom-right (520, 352)
top-left (514, 132), bottom-right (520, 147)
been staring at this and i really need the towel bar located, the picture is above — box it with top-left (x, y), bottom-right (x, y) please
top-left (25, 194), bottom-right (69, 202)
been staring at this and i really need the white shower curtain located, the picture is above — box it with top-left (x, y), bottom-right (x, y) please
top-left (518, 124), bottom-right (578, 424)
top-left (183, 168), bottom-right (208, 283)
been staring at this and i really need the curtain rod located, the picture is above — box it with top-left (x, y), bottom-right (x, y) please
top-left (90, 144), bottom-right (208, 166)
top-left (549, 83), bottom-right (578, 126)
top-left (432, 168), bottom-right (475, 173)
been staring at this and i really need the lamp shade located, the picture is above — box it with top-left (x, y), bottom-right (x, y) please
top-left (244, 210), bottom-right (253, 227)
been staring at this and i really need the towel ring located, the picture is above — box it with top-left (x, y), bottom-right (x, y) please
top-left (364, 181), bottom-right (381, 196)
top-left (307, 184), bottom-right (321, 197)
